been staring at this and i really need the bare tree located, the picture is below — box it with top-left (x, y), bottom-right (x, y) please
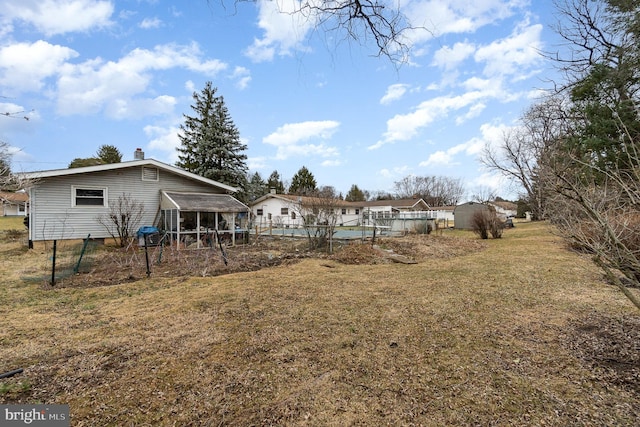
top-left (470, 186), bottom-right (497, 204)
top-left (394, 175), bottom-right (465, 206)
top-left (534, 0), bottom-right (640, 310)
top-left (0, 141), bottom-right (37, 191)
top-left (542, 116), bottom-right (640, 310)
top-left (97, 193), bottom-right (145, 247)
top-left (228, 0), bottom-right (415, 62)
top-left (480, 96), bottom-right (571, 220)
top-left (289, 189), bottom-right (342, 251)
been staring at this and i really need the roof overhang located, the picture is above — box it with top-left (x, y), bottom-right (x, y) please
top-left (161, 191), bottom-right (249, 212)
top-left (17, 159), bottom-right (238, 193)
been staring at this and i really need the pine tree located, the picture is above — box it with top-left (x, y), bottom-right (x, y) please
top-left (96, 144), bottom-right (122, 163)
top-left (176, 81), bottom-right (248, 189)
top-left (345, 184), bottom-right (366, 201)
top-left (289, 166), bottom-right (317, 195)
top-left (245, 172), bottom-right (267, 202)
top-left (267, 170), bottom-right (285, 194)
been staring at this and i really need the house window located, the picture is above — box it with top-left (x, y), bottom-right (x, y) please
top-left (355, 209), bottom-right (360, 215)
top-left (281, 207), bottom-right (289, 215)
top-left (73, 187), bottom-right (107, 206)
top-left (142, 167), bottom-right (159, 181)
top-left (256, 209), bottom-right (263, 216)
top-left (291, 212), bottom-right (296, 220)
top-left (341, 208), bottom-right (347, 215)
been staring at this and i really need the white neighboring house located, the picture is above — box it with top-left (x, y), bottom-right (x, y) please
top-left (361, 198), bottom-right (430, 222)
top-left (489, 201), bottom-right (518, 220)
top-left (250, 193), bottom-right (364, 228)
top-left (428, 206), bottom-right (455, 221)
top-left (19, 156), bottom-right (249, 247)
top-left (0, 190), bottom-right (28, 216)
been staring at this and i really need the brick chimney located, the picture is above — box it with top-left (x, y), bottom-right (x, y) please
top-left (134, 148), bottom-right (144, 160)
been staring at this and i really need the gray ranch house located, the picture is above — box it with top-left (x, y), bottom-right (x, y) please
top-left (20, 157), bottom-right (249, 248)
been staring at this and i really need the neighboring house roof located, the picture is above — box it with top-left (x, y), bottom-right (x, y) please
top-left (490, 201), bottom-right (518, 211)
top-left (428, 205), bottom-right (455, 211)
top-left (361, 198), bottom-right (429, 210)
top-left (18, 159), bottom-right (238, 193)
top-left (251, 193), bottom-right (363, 208)
top-left (163, 191), bottom-right (249, 212)
top-left (0, 191), bottom-right (29, 203)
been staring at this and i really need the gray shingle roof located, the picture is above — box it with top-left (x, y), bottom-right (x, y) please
top-left (163, 192), bottom-right (248, 212)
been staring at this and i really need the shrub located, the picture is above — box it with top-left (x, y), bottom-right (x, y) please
top-left (471, 208), bottom-right (503, 239)
top-left (413, 220), bottom-right (433, 235)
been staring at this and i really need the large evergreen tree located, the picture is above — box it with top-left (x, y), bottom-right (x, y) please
top-left (245, 172), bottom-right (267, 202)
top-left (289, 166), bottom-right (317, 195)
top-left (345, 184), bottom-right (366, 201)
top-left (69, 144), bottom-right (123, 168)
top-left (96, 144), bottom-right (122, 163)
top-left (176, 81), bottom-right (248, 189)
top-left (267, 170), bottom-right (286, 194)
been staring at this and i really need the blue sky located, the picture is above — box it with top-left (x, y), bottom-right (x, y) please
top-left (0, 0), bottom-right (561, 200)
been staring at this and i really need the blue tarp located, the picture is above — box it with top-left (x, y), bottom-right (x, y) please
top-left (137, 226), bottom-right (159, 237)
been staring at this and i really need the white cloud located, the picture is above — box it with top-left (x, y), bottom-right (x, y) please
top-left (2, 0), bottom-right (114, 36)
top-left (144, 124), bottom-right (180, 163)
top-left (474, 21), bottom-right (543, 78)
top-left (377, 165), bottom-right (411, 180)
top-left (419, 121), bottom-right (510, 167)
top-left (0, 41), bottom-right (78, 93)
top-left (230, 66), bottom-right (251, 90)
top-left (370, 91), bottom-right (486, 149)
top-left (455, 102), bottom-right (486, 124)
top-left (263, 120), bottom-right (340, 160)
top-left (244, 0), bottom-right (315, 62)
top-left (321, 159), bottom-right (342, 167)
top-left (380, 84), bottom-right (410, 105)
top-left (248, 156), bottom-right (268, 170)
top-left (432, 41), bottom-right (476, 70)
top-left (56, 43), bottom-right (227, 117)
top-left (420, 150), bottom-right (454, 167)
top-left (105, 95), bottom-right (176, 120)
top-left (403, 0), bottom-right (524, 45)
top-left (472, 171), bottom-right (510, 195)
top-left (139, 17), bottom-right (162, 29)
top-left (0, 102), bottom-right (39, 134)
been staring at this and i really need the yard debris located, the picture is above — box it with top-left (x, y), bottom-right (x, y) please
top-left (561, 311), bottom-right (640, 395)
top-left (44, 232), bottom-right (486, 288)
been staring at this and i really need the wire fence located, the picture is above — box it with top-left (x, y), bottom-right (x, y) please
top-left (22, 235), bottom-right (99, 286)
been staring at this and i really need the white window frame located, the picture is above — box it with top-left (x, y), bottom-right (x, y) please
top-left (72, 186), bottom-right (108, 207)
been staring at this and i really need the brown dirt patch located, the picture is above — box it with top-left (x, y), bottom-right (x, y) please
top-left (50, 232), bottom-right (486, 288)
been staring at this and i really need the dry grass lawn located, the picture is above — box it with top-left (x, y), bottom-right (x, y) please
top-left (1, 217), bottom-right (639, 426)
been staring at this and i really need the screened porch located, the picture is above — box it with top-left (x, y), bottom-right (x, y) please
top-left (160, 191), bottom-right (249, 249)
